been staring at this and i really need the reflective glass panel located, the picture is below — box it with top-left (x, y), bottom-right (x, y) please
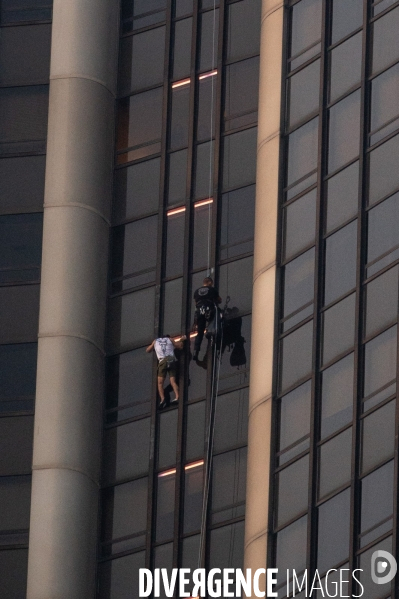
top-left (287, 117), bottom-right (319, 186)
top-left (365, 266), bottom-right (398, 338)
top-left (324, 220), bottom-right (357, 305)
top-left (195, 141), bottom-right (213, 199)
top-left (322, 293), bottom-right (356, 365)
top-left (98, 551), bottom-right (145, 599)
top-left (0, 214), bottom-right (42, 285)
top-left (118, 27), bottom-right (165, 95)
top-left (102, 418), bottom-right (151, 485)
top-left (0, 24), bottom-right (51, 86)
top-left (279, 381), bottom-right (311, 455)
top-left (0, 343), bottom-right (37, 412)
top-left (156, 471), bottom-right (176, 542)
top-left (0, 155), bottom-right (45, 215)
top-left (280, 321), bottom-right (313, 392)
top-left (154, 543), bottom-right (173, 599)
top-left (108, 286), bottom-right (155, 352)
top-left (163, 278), bottom-right (183, 336)
top-left (121, 0), bottom-right (166, 32)
top-left (172, 18), bottom-right (192, 80)
top-left (364, 325), bottom-right (397, 400)
top-left (283, 248), bottom-right (315, 320)
top-left (0, 475), bottom-right (31, 532)
top-left (158, 410), bottom-right (178, 470)
top-left (362, 400), bottom-right (395, 474)
top-left (114, 158), bottom-right (160, 223)
top-left (222, 127), bottom-right (257, 191)
top-left (168, 149), bottom-right (187, 205)
top-left (170, 83), bottom-right (190, 150)
top-left (319, 428), bottom-right (352, 499)
top-left (214, 387), bottom-right (249, 453)
top-left (328, 90), bottom-right (361, 173)
top-left (211, 448), bottom-right (247, 525)
top-left (284, 188), bottom-right (317, 260)
top-left (290, 0), bottom-right (322, 59)
top-left (277, 455), bottom-right (309, 528)
top-left (359, 536), bottom-right (392, 599)
top-left (116, 88), bottom-right (163, 153)
top-left (289, 59), bottom-right (320, 128)
top-left (1, 0), bottom-right (52, 23)
top-left (220, 185), bottom-right (255, 260)
top-left (326, 161), bottom-right (359, 233)
top-left (219, 256), bottom-right (253, 315)
top-left (371, 61), bottom-right (399, 138)
top-left (369, 134), bottom-right (399, 206)
top-left (198, 9), bottom-right (219, 73)
top-left (193, 201), bottom-right (213, 269)
top-left (224, 56), bottom-right (259, 131)
top-left (208, 521), bottom-right (245, 571)
top-left (186, 401), bottom-right (206, 461)
top-left (330, 33), bottom-right (362, 103)
top-left (165, 209), bottom-right (185, 278)
top-left (197, 75), bottom-right (217, 142)
top-left (331, 0), bottom-right (363, 44)
top-left (218, 314), bottom-right (251, 392)
top-left (183, 463), bottom-right (204, 533)
top-left (321, 353), bottom-right (354, 439)
top-left (372, 6), bottom-right (399, 75)
top-left (317, 489), bottom-right (350, 574)
top-left (0, 548), bottom-right (28, 599)
top-left (276, 516), bottom-right (307, 586)
top-left (361, 461), bottom-right (394, 547)
top-left (368, 192), bottom-right (399, 270)
top-left (181, 534), bottom-right (200, 570)
top-left (175, 0), bottom-right (193, 17)
top-left (0, 284), bottom-right (40, 344)
top-left (226, 0), bottom-right (261, 62)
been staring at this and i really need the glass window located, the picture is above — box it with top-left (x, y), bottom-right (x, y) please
top-left (118, 27), bottom-right (165, 96)
top-left (116, 88), bottom-right (163, 154)
top-left (0, 343), bottom-right (37, 413)
top-left (0, 24), bottom-right (51, 87)
top-left (168, 149), bottom-right (187, 205)
top-left (214, 388), bottom-right (249, 453)
top-left (0, 85), bottom-right (49, 155)
top-left (326, 161), bottom-right (359, 233)
top-left (219, 256), bottom-right (253, 315)
top-left (372, 6), bottom-right (399, 75)
top-left (283, 248), bottom-right (315, 324)
top-left (368, 192), bottom-right (399, 275)
top-left (289, 59), bottom-right (320, 128)
top-left (361, 460), bottom-right (394, 547)
top-left (276, 516), bottom-right (307, 586)
top-left (111, 216), bottom-right (158, 292)
top-left (165, 208), bottom-right (185, 278)
top-left (192, 200), bottom-right (212, 270)
top-left (0, 416), bottom-right (33, 476)
top-left (222, 127), bottom-right (257, 191)
top-left (156, 470), bottom-right (176, 542)
top-left (175, 0), bottom-right (193, 17)
top-left (280, 321), bottom-right (313, 393)
top-left (98, 551), bottom-right (145, 599)
top-left (324, 220), bottom-right (357, 305)
top-left (198, 9), bottom-right (219, 73)
top-left (321, 353), bottom-right (354, 439)
top-left (0, 285), bottom-right (40, 344)
top-left (172, 18), bottom-right (192, 81)
top-left (186, 401), bottom-right (206, 461)
top-left (331, 0), bottom-right (363, 44)
top-left (317, 489), bottom-right (350, 574)
top-left (362, 400), bottom-right (395, 474)
top-left (0, 475), bottom-right (31, 532)
top-left (370, 61), bottom-right (399, 143)
top-left (330, 33), bottom-right (362, 103)
top-left (279, 381), bottom-right (311, 461)
top-left (284, 189), bottom-right (317, 261)
top-left (328, 90), bottom-right (361, 173)
top-left (106, 347), bottom-right (152, 423)
top-left (114, 158), bottom-right (160, 223)
top-left (108, 286), bottom-right (156, 352)
top-left (208, 521), bottom-right (245, 570)
top-left (0, 214), bottom-right (42, 285)
top-left (220, 185), bottom-right (255, 261)
top-left (359, 536), bottom-right (392, 599)
top-left (319, 428), bottom-right (352, 499)
top-left (197, 74), bottom-right (217, 142)
top-left (0, 548), bottom-right (28, 599)
top-left (287, 118), bottom-right (319, 187)
top-left (322, 293), bottom-right (356, 365)
top-left (188, 332), bottom-right (207, 401)
top-left (158, 410), bottom-right (178, 470)
top-left (183, 462), bottom-right (204, 533)
top-left (1, 0), bottom-right (52, 24)
top-left (181, 534), bottom-right (200, 570)
top-left (277, 455), bottom-right (309, 528)
top-left (101, 477), bottom-right (148, 555)
top-left (218, 314), bottom-right (251, 392)
top-left (102, 418), bottom-right (151, 485)
top-left (154, 543), bottom-right (173, 599)
top-left (224, 56), bottom-right (259, 131)
top-left (0, 155), bottom-right (45, 215)
top-left (290, 0), bottom-right (322, 60)
top-left (368, 133), bottom-right (399, 206)
top-left (226, 0), bottom-right (261, 62)
top-left (163, 278), bottom-right (183, 336)
top-left (364, 325), bottom-right (397, 402)
top-left (195, 141), bottom-right (214, 199)
top-left (211, 448), bottom-right (246, 525)
top-left (365, 266), bottom-right (398, 338)
top-left (170, 83), bottom-right (190, 150)
top-left (121, 0), bottom-right (166, 32)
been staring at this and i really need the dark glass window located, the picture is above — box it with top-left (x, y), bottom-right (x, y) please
top-left (317, 489), bottom-right (350, 573)
top-left (0, 24), bottom-right (51, 86)
top-left (328, 90), bottom-right (361, 173)
top-left (198, 9), bottom-right (219, 73)
top-left (214, 388), bottom-right (248, 453)
top-left (193, 200), bottom-right (213, 269)
top-left (363, 325), bottom-right (397, 404)
top-left (211, 448), bottom-right (246, 525)
top-left (372, 6), bottom-right (399, 75)
top-left (111, 216), bottom-right (158, 292)
top-left (158, 410), bottom-right (178, 469)
top-left (163, 278), bottom-right (183, 335)
top-left (280, 321), bottom-right (313, 393)
top-left (322, 293), bottom-right (356, 365)
top-left (197, 74), bottom-right (217, 142)
top-left (326, 161), bottom-right (359, 233)
top-left (0, 548), bottom-right (28, 599)
top-left (114, 158), bottom-right (160, 223)
top-left (330, 33), bottom-right (362, 103)
top-left (195, 141), bottom-right (213, 199)
top-left (186, 401), bottom-right (206, 461)
top-left (365, 265), bottom-right (398, 338)
top-left (321, 353), bottom-right (354, 439)
top-left (0, 213), bottom-right (42, 285)
top-left (370, 61), bottom-right (399, 144)
top-left (1, 0), bottom-right (52, 24)
top-left (289, 59), bottom-right (320, 128)
top-left (0, 285), bottom-right (40, 344)
top-left (276, 516), bottom-right (307, 584)
top-left (170, 83), bottom-right (190, 150)
top-left (208, 521), bottom-right (245, 570)
top-left (156, 471), bottom-right (176, 542)
top-left (324, 220), bottom-right (357, 305)
top-left (224, 57), bottom-right (259, 131)
top-left (220, 185), bottom-right (255, 260)
top-left (226, 0), bottom-right (261, 62)
top-left (108, 286), bottom-right (156, 352)
top-left (362, 400), bottom-right (395, 474)
top-left (277, 455), bottom-right (309, 528)
top-left (319, 428), bottom-right (352, 499)
top-left (0, 85), bottom-right (49, 155)
top-left (290, 0), bottom-right (322, 69)
top-left (279, 381), bottom-right (311, 463)
top-left (172, 18), bottom-right (192, 81)
top-left (165, 208), bottom-right (185, 278)
top-left (102, 418), bottom-right (151, 485)
top-left (222, 127), bottom-right (257, 191)
top-left (283, 248), bottom-right (315, 326)
top-left (219, 256), bottom-right (253, 315)
top-left (183, 462), bottom-right (204, 533)
top-left (121, 0), bottom-right (166, 33)
top-left (188, 334), bottom-right (207, 401)
top-left (106, 347), bottom-right (152, 423)
top-left (287, 117), bottom-right (319, 187)
top-left (116, 88), bottom-right (163, 155)
top-left (284, 188), bottom-right (317, 260)
top-left (181, 534), bottom-right (200, 570)
top-left (368, 133), bottom-right (399, 207)
top-left (175, 0), bottom-right (193, 17)
top-left (0, 343), bottom-right (37, 413)
top-left (168, 150), bottom-right (187, 205)
top-left (154, 543), bottom-right (173, 599)
top-left (218, 313), bottom-right (251, 392)
top-left (0, 155), bottom-right (45, 215)
top-left (361, 460), bottom-right (394, 547)
top-left (118, 27), bottom-right (165, 96)
top-left (0, 475), bottom-right (31, 533)
top-left (0, 416), bottom-right (33, 476)
top-left (331, 0), bottom-right (363, 45)
top-left (359, 536), bottom-right (392, 599)
top-left (99, 551), bottom-right (145, 598)
top-left (367, 192), bottom-right (399, 276)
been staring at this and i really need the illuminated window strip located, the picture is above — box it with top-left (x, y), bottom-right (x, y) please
top-left (172, 78), bottom-right (191, 88)
top-left (194, 198), bottom-right (213, 208)
top-left (167, 206), bottom-right (186, 216)
top-left (199, 70), bottom-right (217, 80)
top-left (185, 460), bottom-right (204, 471)
top-left (158, 468), bottom-right (177, 478)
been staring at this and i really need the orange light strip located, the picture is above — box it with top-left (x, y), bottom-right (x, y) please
top-left (194, 198), bottom-right (213, 208)
top-left (158, 468), bottom-right (177, 478)
top-left (185, 460), bottom-right (204, 471)
top-left (167, 206), bottom-right (186, 216)
top-left (199, 70), bottom-right (217, 80)
top-left (172, 78), bottom-right (191, 88)
top-left (190, 332), bottom-right (198, 338)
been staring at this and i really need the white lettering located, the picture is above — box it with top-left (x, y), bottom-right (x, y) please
top-left (236, 568), bottom-right (252, 597)
top-left (139, 569), bottom-right (152, 597)
top-left (208, 569), bottom-right (222, 597)
top-left (254, 568), bottom-right (266, 598)
top-left (191, 569), bottom-right (206, 598)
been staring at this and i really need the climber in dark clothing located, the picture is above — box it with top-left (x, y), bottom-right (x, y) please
top-left (192, 277), bottom-right (221, 360)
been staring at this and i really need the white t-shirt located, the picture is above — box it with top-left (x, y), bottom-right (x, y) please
top-left (154, 337), bottom-right (175, 361)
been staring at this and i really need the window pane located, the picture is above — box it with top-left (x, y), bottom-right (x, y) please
top-left (0, 343), bottom-right (37, 412)
top-left (99, 551), bottom-right (145, 599)
top-left (0, 416), bottom-right (33, 476)
top-left (279, 381), bottom-right (311, 455)
top-left (193, 201), bottom-right (212, 270)
top-left (326, 161), bottom-right (359, 233)
top-left (365, 266), bottom-right (398, 338)
top-left (328, 90), bottom-right (361, 173)
top-left (0, 285), bottom-right (40, 344)
top-left (224, 57), bottom-right (259, 131)
top-left (220, 185), bottom-right (255, 260)
top-left (321, 353), bottom-right (354, 439)
top-left (287, 118), bottom-right (318, 187)
top-left (186, 401), bottom-right (206, 461)
top-left (106, 348), bottom-right (152, 423)
top-left (317, 489), bottom-right (350, 574)
top-left (118, 27), bottom-right (165, 95)
top-left (173, 18), bottom-right (192, 81)
top-left (0, 85), bottom-right (49, 155)
top-left (218, 314), bottom-right (251, 392)
top-left (0, 156), bottom-right (45, 215)
top-left (114, 158), bottom-right (160, 223)
top-left (158, 410), bottom-right (178, 470)
top-left (102, 418), bottom-right (151, 485)
top-left (170, 83), bottom-right (190, 150)
top-left (290, 0), bottom-right (322, 59)
top-left (324, 220), bottom-right (357, 305)
top-left (371, 62), bottom-right (399, 137)
top-left (330, 33), bottom-right (362, 103)
top-left (188, 332), bottom-right (207, 401)
top-left (226, 0), bottom-right (261, 62)
top-left (280, 321), bottom-right (313, 392)
top-left (209, 521), bottom-right (245, 570)
top-left (156, 471), bottom-right (175, 542)
top-left (0, 24), bottom-right (51, 86)
top-left (277, 455), bottom-right (309, 528)
top-left (368, 192), bottom-right (399, 270)
top-left (222, 127), bottom-right (257, 191)
top-left (108, 287), bottom-right (155, 352)
top-left (284, 189), bottom-right (317, 260)
top-left (283, 248), bottom-right (315, 320)
top-left (163, 278), bottom-right (183, 336)
top-left (197, 74), bottom-right (217, 142)
top-left (331, 0), bottom-right (363, 44)
top-left (214, 388), bottom-right (249, 453)
top-left (168, 149), bottom-right (187, 205)
top-left (372, 6), bottom-right (399, 74)
top-left (154, 543), bottom-right (173, 599)
top-left (362, 400), bottom-right (395, 474)
top-left (0, 214), bottom-right (42, 285)
top-left (289, 59), bottom-right (320, 128)
top-left (361, 461), bottom-right (394, 547)
top-left (181, 534), bottom-right (200, 570)
top-left (319, 428), bottom-right (352, 499)
top-left (323, 293), bottom-right (356, 365)
top-left (359, 536), bottom-right (392, 599)
top-left (183, 463), bottom-right (204, 533)
top-left (219, 256), bottom-right (253, 315)
top-left (364, 325), bottom-right (397, 400)
top-left (0, 549), bottom-right (28, 599)
top-left (198, 9), bottom-right (219, 73)
top-left (276, 516), bottom-right (307, 586)
top-left (211, 448), bottom-right (247, 525)
top-left (175, 0), bottom-right (193, 17)
top-left (1, 0), bottom-right (52, 23)
top-left (195, 141), bottom-right (213, 199)
top-left (369, 134), bottom-right (399, 206)
top-left (0, 475), bottom-right (31, 532)
top-left (117, 88), bottom-right (163, 153)
top-left (165, 209), bottom-right (185, 278)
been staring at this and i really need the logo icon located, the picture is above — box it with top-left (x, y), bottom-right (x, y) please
top-left (371, 550), bottom-right (397, 585)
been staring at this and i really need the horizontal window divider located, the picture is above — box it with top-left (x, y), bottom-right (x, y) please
top-left (360, 393), bottom-right (396, 419)
top-left (117, 83), bottom-right (164, 101)
top-left (0, 20), bottom-right (52, 28)
top-left (217, 251), bottom-right (253, 266)
top-left (316, 482), bottom-right (352, 508)
top-left (281, 300), bottom-right (314, 325)
top-left (359, 456), bottom-right (395, 482)
top-left (321, 287), bottom-right (357, 313)
top-left (0, 409), bottom-right (35, 418)
top-left (98, 544), bottom-right (146, 563)
top-left (208, 515), bottom-right (246, 532)
top-left (120, 20), bottom-right (166, 39)
top-left (104, 409), bottom-right (151, 429)
top-left (370, 0), bottom-right (399, 22)
top-left (317, 421), bottom-right (353, 448)
top-left (362, 319), bottom-right (398, 345)
top-left (112, 266), bottom-right (156, 283)
top-left (320, 346), bottom-right (357, 373)
top-left (323, 157), bottom-right (359, 183)
top-left (366, 185), bottom-right (399, 213)
top-left (108, 280), bottom-right (156, 300)
top-left (0, 80), bottom-right (49, 89)
top-left (273, 509), bottom-right (309, 535)
top-left (106, 340), bottom-right (155, 358)
top-left (278, 313), bottom-right (313, 341)
top-left (116, 139), bottom-right (162, 157)
top-left (224, 52), bottom-right (260, 69)
top-left (274, 447), bottom-right (310, 474)
top-left (114, 153), bottom-right (161, 171)
top-left (224, 108), bottom-right (258, 124)
top-left (101, 472), bottom-right (148, 491)
top-left (359, 515), bottom-right (393, 540)
top-left (219, 236), bottom-right (254, 251)
top-left (221, 123), bottom-right (257, 139)
top-left (282, 184), bottom-right (318, 208)
top-left (102, 529), bottom-right (146, 548)
top-left (186, 395), bottom-right (207, 404)
top-left (289, 39), bottom-right (321, 65)
top-left (366, 124), bottom-right (399, 153)
top-left (212, 442), bottom-right (248, 458)
top-left (0, 279), bottom-right (40, 289)
top-left (362, 380), bottom-right (396, 405)
top-left (219, 181), bottom-right (256, 196)
top-left (323, 215), bottom-right (359, 239)
top-left (285, 112), bottom-right (320, 137)
top-left (326, 84), bottom-right (362, 111)
top-left (278, 374), bottom-right (314, 400)
top-left (317, 557), bottom-right (354, 580)
top-left (355, 529), bottom-right (393, 557)
top-left (211, 500), bottom-right (246, 516)
top-left (111, 210), bottom-right (159, 227)
top-left (327, 27), bottom-right (364, 52)
top-left (280, 243), bottom-right (315, 267)
top-left (284, 168), bottom-right (318, 195)
top-left (369, 113), bottom-right (399, 141)
top-left (286, 55), bottom-right (320, 81)
top-left (151, 536), bottom-right (175, 549)
top-left (162, 274), bottom-right (184, 284)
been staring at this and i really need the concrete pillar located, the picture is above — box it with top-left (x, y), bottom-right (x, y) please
top-left (27, 1), bottom-right (119, 597)
top-left (244, 0), bottom-right (284, 595)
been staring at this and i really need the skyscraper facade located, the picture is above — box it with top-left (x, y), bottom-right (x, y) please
top-left (0, 0), bottom-right (399, 598)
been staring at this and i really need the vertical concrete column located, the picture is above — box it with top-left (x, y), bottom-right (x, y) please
top-left (27, 1), bottom-right (119, 597)
top-left (244, 0), bottom-right (284, 595)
